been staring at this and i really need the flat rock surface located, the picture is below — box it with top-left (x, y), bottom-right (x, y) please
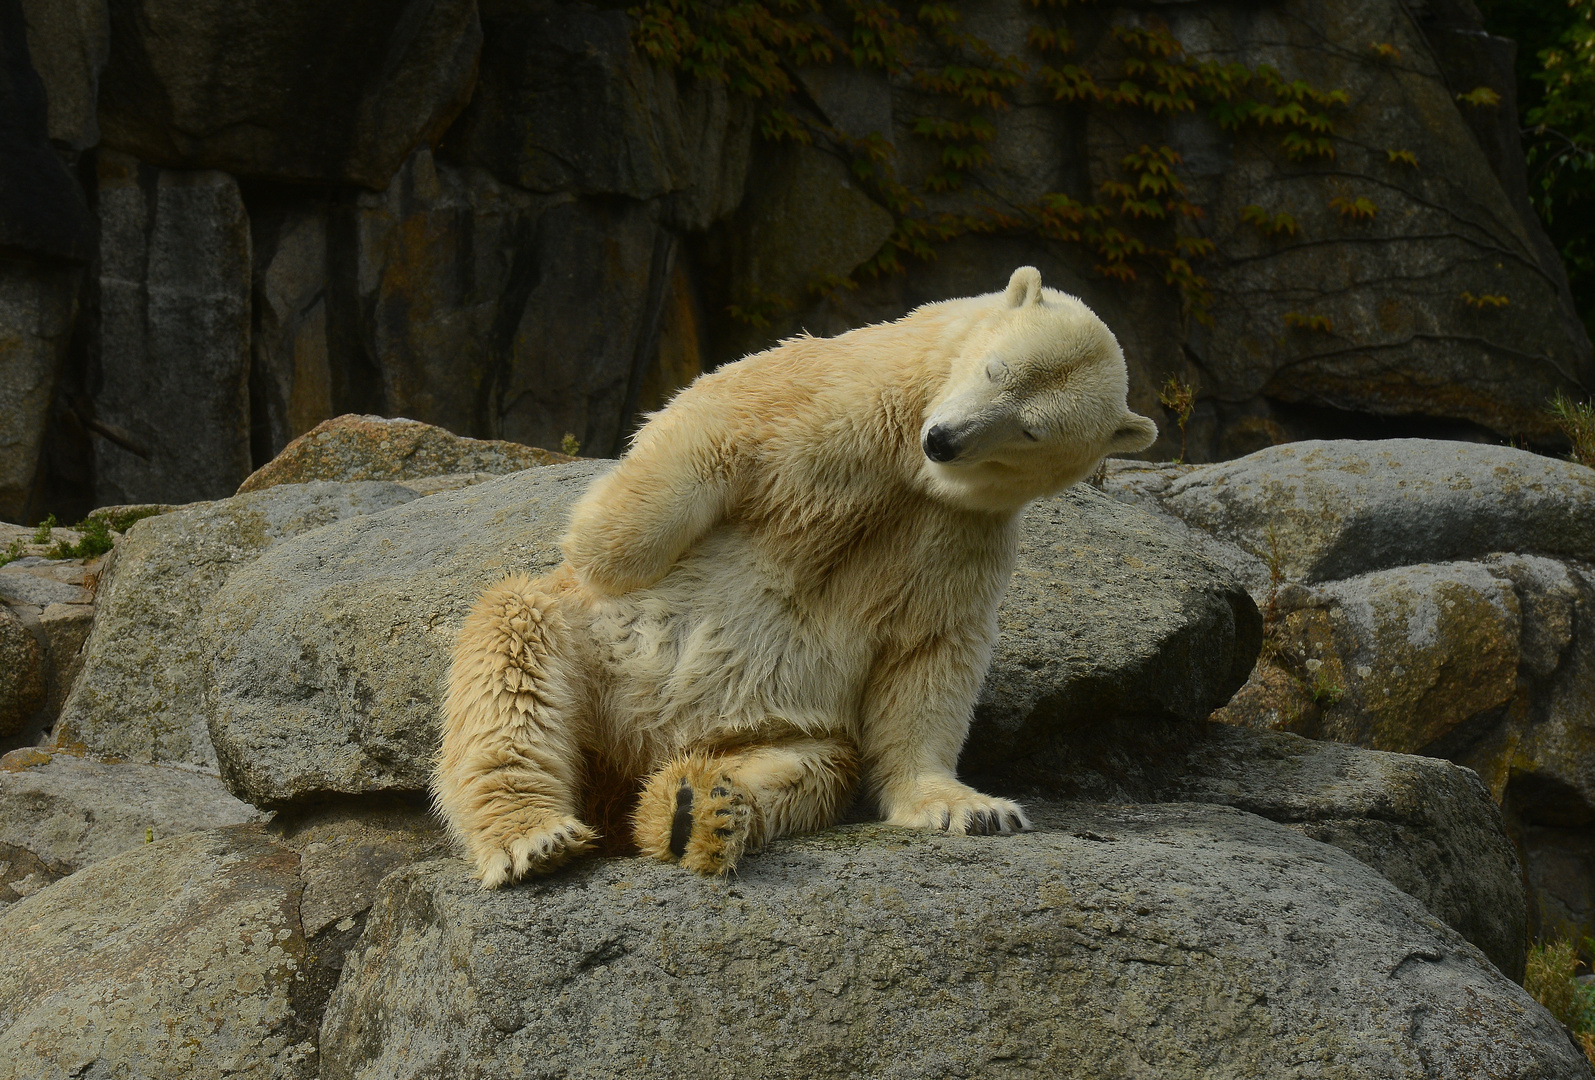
top-left (319, 803), bottom-right (1585, 1080)
top-left (237, 414), bottom-right (572, 493)
top-left (0, 825), bottom-right (317, 1080)
top-left (1139, 440), bottom-right (1595, 584)
top-left (55, 480), bottom-right (418, 768)
top-left (0, 751), bottom-right (265, 888)
top-left (205, 463), bottom-right (1258, 807)
top-left (970, 716), bottom-right (1527, 979)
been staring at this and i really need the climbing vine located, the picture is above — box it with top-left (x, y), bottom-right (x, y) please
top-left (630, 0), bottom-right (1357, 325)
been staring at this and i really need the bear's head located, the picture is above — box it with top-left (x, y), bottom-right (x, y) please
top-left (919, 266), bottom-right (1158, 512)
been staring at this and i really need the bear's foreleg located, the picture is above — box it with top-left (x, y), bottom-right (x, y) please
top-left (633, 736), bottom-right (858, 875)
top-left (434, 575), bottom-right (598, 888)
top-left (862, 636), bottom-right (1031, 836)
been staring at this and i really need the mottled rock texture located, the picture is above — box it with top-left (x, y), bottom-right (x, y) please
top-left (0, 806), bottom-right (448, 1079)
top-left (203, 461), bottom-right (1256, 807)
top-left (319, 806), bottom-right (1584, 1080)
top-left (1143, 440), bottom-right (1595, 584)
top-left (0, 826), bottom-right (317, 1080)
top-left (0, 750), bottom-right (264, 902)
top-left (237, 413), bottom-right (571, 493)
top-left (55, 481), bottom-right (417, 768)
top-left (0, 552), bottom-right (102, 750)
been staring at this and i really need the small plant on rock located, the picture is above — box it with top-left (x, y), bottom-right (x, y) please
top-left (1524, 937), bottom-right (1595, 1066)
top-left (1157, 374), bottom-right (1196, 464)
top-left (48, 517), bottom-right (115, 560)
top-left (1549, 392), bottom-right (1595, 468)
top-left (561, 433), bottom-right (582, 457)
top-left (31, 514), bottom-right (56, 545)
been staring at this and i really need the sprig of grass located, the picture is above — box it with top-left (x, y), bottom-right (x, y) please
top-left (1524, 938), bottom-right (1595, 1067)
top-left (1550, 392), bottom-right (1595, 468)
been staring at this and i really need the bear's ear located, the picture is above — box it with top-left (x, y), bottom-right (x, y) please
top-left (1107, 413), bottom-right (1158, 453)
top-left (1005, 266), bottom-right (1043, 308)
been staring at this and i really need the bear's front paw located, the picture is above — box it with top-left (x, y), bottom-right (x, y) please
top-left (471, 812), bottom-right (598, 889)
top-left (884, 781), bottom-right (1031, 837)
top-left (635, 760), bottom-right (755, 876)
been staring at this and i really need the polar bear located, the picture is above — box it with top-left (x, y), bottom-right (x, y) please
top-left (434, 266), bottom-right (1158, 886)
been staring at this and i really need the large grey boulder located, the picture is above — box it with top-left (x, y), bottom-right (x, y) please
top-left (1104, 441), bottom-right (1595, 952)
top-left (96, 0), bottom-right (481, 189)
top-left (205, 462), bottom-right (607, 804)
top-left (0, 826), bottom-right (317, 1080)
top-left (203, 461), bottom-right (1258, 807)
top-left (55, 481), bottom-right (418, 768)
top-left (0, 750), bottom-right (264, 903)
top-left (1134, 440), bottom-right (1595, 584)
top-left (973, 484), bottom-right (1260, 753)
top-left (93, 151), bottom-right (253, 506)
top-left (0, 807), bottom-right (448, 1079)
top-left (319, 805), bottom-right (1586, 1080)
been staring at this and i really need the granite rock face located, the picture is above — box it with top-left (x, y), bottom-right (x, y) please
top-left (0, 551), bottom-right (102, 749)
top-left (237, 413), bottom-right (571, 493)
top-left (92, 151), bottom-right (253, 506)
top-left (18, 0), bottom-right (108, 151)
top-left (0, 604), bottom-right (43, 739)
top-left (967, 713), bottom-right (1527, 978)
top-left (319, 805), bottom-right (1584, 1080)
top-left (96, 0), bottom-right (481, 188)
top-left (0, 805), bottom-right (448, 1079)
top-left (0, 259), bottom-right (81, 523)
top-left (970, 484), bottom-right (1260, 762)
top-left (10, 0), bottom-right (1592, 507)
top-left (203, 461), bottom-right (1258, 807)
top-left (55, 481), bottom-right (418, 768)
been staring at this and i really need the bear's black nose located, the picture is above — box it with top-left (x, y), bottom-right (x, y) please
top-left (923, 424), bottom-right (960, 463)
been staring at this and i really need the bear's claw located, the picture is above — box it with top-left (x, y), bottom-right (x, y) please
top-left (886, 782), bottom-right (1032, 837)
top-left (474, 813), bottom-right (598, 889)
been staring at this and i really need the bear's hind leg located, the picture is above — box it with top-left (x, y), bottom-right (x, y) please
top-left (434, 575), bottom-right (597, 888)
top-left (634, 736), bottom-right (858, 876)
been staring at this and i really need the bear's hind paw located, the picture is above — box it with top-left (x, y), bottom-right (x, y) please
top-left (473, 814), bottom-right (598, 889)
top-left (637, 762), bottom-right (755, 876)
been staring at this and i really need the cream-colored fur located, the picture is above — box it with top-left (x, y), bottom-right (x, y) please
top-left (434, 267), bottom-right (1157, 885)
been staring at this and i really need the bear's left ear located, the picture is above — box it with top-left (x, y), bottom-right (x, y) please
top-left (1005, 266), bottom-right (1043, 308)
top-left (1107, 413), bottom-right (1158, 453)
